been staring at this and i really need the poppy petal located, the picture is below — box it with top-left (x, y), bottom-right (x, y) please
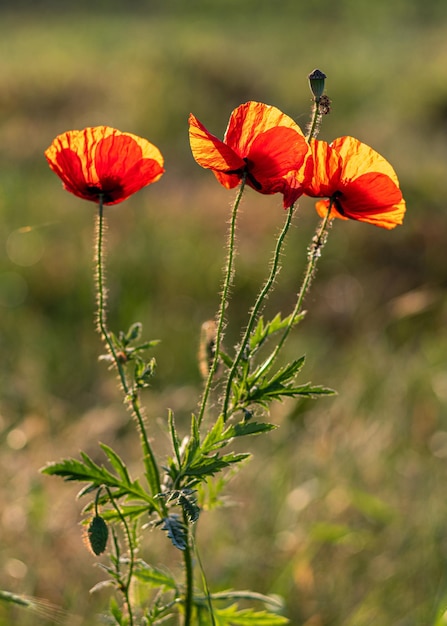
top-left (188, 113), bottom-right (245, 174)
top-left (337, 172), bottom-right (405, 228)
top-left (303, 139), bottom-right (342, 198)
top-left (330, 136), bottom-right (401, 185)
top-left (247, 126), bottom-right (310, 186)
top-left (95, 133), bottom-right (164, 204)
top-left (50, 148), bottom-right (97, 202)
top-left (224, 101), bottom-right (304, 157)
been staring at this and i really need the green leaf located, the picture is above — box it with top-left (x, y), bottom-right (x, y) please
top-left (310, 522), bottom-right (352, 544)
top-left (169, 410), bottom-right (182, 467)
top-left (252, 356), bottom-right (306, 388)
top-left (183, 414), bottom-right (201, 467)
top-left (223, 421), bottom-right (277, 438)
top-left (219, 350), bottom-right (234, 369)
top-left (41, 454), bottom-right (157, 510)
top-left (350, 488), bottom-right (394, 524)
top-left (133, 561), bottom-right (177, 590)
top-left (198, 419), bottom-right (275, 459)
top-left (88, 503), bottom-right (151, 522)
top-left (210, 590), bottom-right (285, 609)
top-left (99, 443), bottom-right (131, 486)
top-left (188, 452), bottom-right (249, 477)
top-left (109, 596), bottom-right (127, 625)
top-left (251, 383), bottom-right (335, 404)
top-left (249, 312), bottom-right (306, 354)
top-left (214, 603), bottom-right (289, 625)
top-left (134, 358), bottom-right (156, 388)
top-left (201, 415), bottom-right (226, 453)
top-left (241, 355), bottom-right (335, 407)
top-left (124, 322), bottom-right (142, 344)
top-left (41, 455), bottom-right (117, 486)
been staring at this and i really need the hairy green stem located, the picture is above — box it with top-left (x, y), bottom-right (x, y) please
top-left (197, 176), bottom-right (246, 426)
top-left (106, 486), bottom-right (135, 626)
top-left (306, 97), bottom-right (322, 141)
top-left (222, 204), bottom-right (295, 421)
top-left (182, 514), bottom-right (194, 626)
top-left (95, 199), bottom-right (163, 503)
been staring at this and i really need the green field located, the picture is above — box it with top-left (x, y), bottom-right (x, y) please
top-left (1, 1), bottom-right (447, 624)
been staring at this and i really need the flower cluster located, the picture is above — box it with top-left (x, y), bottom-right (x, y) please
top-left (45, 98), bottom-right (405, 230)
top-left (189, 101), bottom-right (406, 229)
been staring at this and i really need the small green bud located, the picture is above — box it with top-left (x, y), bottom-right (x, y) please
top-left (308, 69), bottom-right (327, 100)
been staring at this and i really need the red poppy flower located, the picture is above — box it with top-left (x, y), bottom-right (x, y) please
top-left (302, 136), bottom-right (406, 229)
top-left (45, 126), bottom-right (164, 205)
top-left (189, 101), bottom-right (312, 208)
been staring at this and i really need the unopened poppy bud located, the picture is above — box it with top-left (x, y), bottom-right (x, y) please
top-left (308, 69), bottom-right (327, 100)
top-left (85, 515), bottom-right (109, 556)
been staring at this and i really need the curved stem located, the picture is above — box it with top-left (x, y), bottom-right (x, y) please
top-left (192, 534), bottom-right (216, 626)
top-left (197, 176), bottom-right (246, 426)
top-left (95, 198), bottom-right (163, 503)
top-left (268, 202), bottom-right (333, 366)
top-left (222, 204), bottom-right (295, 421)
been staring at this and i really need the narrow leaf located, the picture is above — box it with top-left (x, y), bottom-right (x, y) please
top-left (215, 603), bottom-right (289, 625)
top-left (99, 443), bottom-right (131, 486)
top-left (168, 410), bottom-right (182, 467)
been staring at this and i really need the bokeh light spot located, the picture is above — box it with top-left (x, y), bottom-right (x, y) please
top-left (7, 227), bottom-right (45, 267)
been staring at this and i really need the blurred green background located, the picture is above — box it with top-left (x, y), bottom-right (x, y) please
top-left (1, 0), bottom-right (447, 624)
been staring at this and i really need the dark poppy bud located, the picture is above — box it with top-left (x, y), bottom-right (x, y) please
top-left (85, 515), bottom-right (109, 556)
top-left (308, 69), bottom-right (327, 100)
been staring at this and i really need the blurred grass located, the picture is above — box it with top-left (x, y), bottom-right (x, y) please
top-left (1, 2), bottom-right (447, 625)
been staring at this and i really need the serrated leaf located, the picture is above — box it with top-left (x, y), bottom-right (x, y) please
top-left (201, 415), bottom-right (226, 453)
top-left (223, 421), bottom-right (277, 438)
top-left (251, 383), bottom-right (335, 404)
top-left (249, 312), bottom-right (305, 353)
top-left (186, 452), bottom-right (250, 479)
top-left (42, 455), bottom-right (157, 510)
top-left (179, 492), bottom-right (201, 523)
top-left (41, 456), bottom-right (115, 486)
top-left (199, 419), bottom-right (275, 457)
top-left (161, 514), bottom-right (187, 551)
top-left (257, 356), bottom-right (306, 388)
